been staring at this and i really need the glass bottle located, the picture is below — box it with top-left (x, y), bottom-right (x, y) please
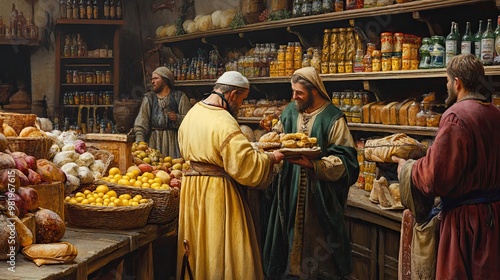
top-left (93, 0), bottom-right (99, 19)
top-left (60, 0), bottom-right (67, 19)
top-left (66, 0), bottom-right (73, 19)
top-left (292, 0), bottom-right (302, 17)
top-left (72, 0), bottom-right (79, 20)
top-left (481, 19), bottom-right (495, 65)
top-left (311, 48), bottom-right (322, 71)
top-left (353, 49), bottom-right (364, 72)
top-left (312, 0), bottom-right (322, 15)
top-left (86, 0), bottom-right (93, 19)
top-left (322, 0), bottom-right (333, 13)
top-left (363, 43), bottom-right (374, 72)
top-left (302, 53), bottom-right (311, 67)
top-left (461, 22), bottom-right (473, 55)
top-left (494, 16), bottom-right (500, 64)
top-left (371, 50), bottom-right (381, 72)
top-left (110, 0), bottom-right (116, 20)
top-left (335, 0), bottom-right (344, 12)
top-left (445, 22), bottom-right (459, 66)
top-left (474, 20), bottom-right (483, 59)
top-left (9, 3), bottom-right (18, 38)
top-left (301, 0), bottom-right (312, 17)
top-left (78, 0), bottom-right (86, 20)
top-left (116, 0), bottom-right (123, 19)
top-left (104, 0), bottom-right (110, 19)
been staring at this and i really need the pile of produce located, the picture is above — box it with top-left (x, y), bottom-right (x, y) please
top-left (65, 185), bottom-right (149, 207)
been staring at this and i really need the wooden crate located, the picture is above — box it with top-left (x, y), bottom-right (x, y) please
top-left (32, 181), bottom-right (65, 221)
top-left (21, 213), bottom-right (36, 244)
top-left (83, 133), bottom-right (135, 173)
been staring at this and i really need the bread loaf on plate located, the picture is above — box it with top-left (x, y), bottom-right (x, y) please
top-left (364, 133), bottom-right (426, 162)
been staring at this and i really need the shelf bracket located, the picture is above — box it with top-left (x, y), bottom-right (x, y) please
top-left (287, 26), bottom-right (308, 48)
top-left (349, 19), bottom-right (355, 27)
top-left (412, 11), bottom-right (437, 36)
top-left (363, 81), bottom-right (381, 101)
top-left (201, 37), bottom-right (222, 60)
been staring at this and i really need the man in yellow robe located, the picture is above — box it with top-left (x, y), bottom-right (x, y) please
top-left (177, 71), bottom-right (284, 279)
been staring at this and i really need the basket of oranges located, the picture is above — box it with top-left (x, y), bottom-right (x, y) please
top-left (64, 184), bottom-right (154, 229)
top-left (95, 166), bottom-right (180, 224)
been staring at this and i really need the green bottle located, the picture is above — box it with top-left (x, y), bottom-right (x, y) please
top-left (461, 22), bottom-right (473, 55)
top-left (493, 16), bottom-right (500, 64)
top-left (445, 22), bottom-right (459, 65)
top-left (481, 19), bottom-right (494, 65)
top-left (474, 20), bottom-right (483, 59)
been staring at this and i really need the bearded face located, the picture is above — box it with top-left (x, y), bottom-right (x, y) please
top-left (151, 74), bottom-right (166, 93)
top-left (292, 83), bottom-right (314, 113)
top-left (446, 75), bottom-right (458, 106)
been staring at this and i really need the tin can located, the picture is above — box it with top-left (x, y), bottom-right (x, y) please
top-left (402, 59), bottom-right (411, 70)
top-left (321, 62), bottom-right (329, 74)
top-left (337, 60), bottom-right (345, 73)
top-left (380, 32), bottom-right (393, 54)
top-left (345, 60), bottom-right (353, 73)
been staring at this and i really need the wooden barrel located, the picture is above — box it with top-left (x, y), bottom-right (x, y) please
top-left (112, 99), bottom-right (142, 133)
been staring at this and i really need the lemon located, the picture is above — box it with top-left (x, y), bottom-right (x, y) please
top-left (141, 182), bottom-right (151, 188)
top-left (76, 196), bottom-right (84, 202)
top-left (96, 203), bottom-right (103, 206)
top-left (143, 172), bottom-right (155, 180)
top-left (90, 202), bottom-right (96, 206)
top-left (75, 192), bottom-right (85, 198)
top-left (143, 157), bottom-right (151, 164)
top-left (93, 193), bottom-right (100, 198)
top-left (95, 197), bottom-right (103, 204)
top-left (140, 177), bottom-right (149, 183)
top-left (113, 198), bottom-right (122, 206)
top-left (121, 175), bottom-right (131, 181)
top-left (125, 172), bottom-right (136, 179)
top-left (119, 194), bottom-right (131, 200)
top-left (65, 196), bottom-right (71, 202)
top-left (113, 174), bottom-right (122, 180)
top-left (108, 202), bottom-right (116, 207)
top-left (134, 194), bottom-right (143, 200)
top-left (69, 198), bottom-right (78, 204)
top-left (95, 185), bottom-right (109, 194)
top-left (130, 201), bottom-right (139, 207)
top-left (148, 179), bottom-right (155, 185)
top-left (133, 180), bottom-right (143, 188)
top-left (106, 190), bottom-right (118, 197)
top-left (151, 182), bottom-right (161, 189)
top-left (87, 197), bottom-right (96, 203)
top-left (139, 199), bottom-right (149, 204)
top-left (153, 177), bottom-right (162, 184)
top-left (121, 199), bottom-right (130, 206)
top-left (109, 178), bottom-right (117, 184)
top-left (109, 167), bottom-right (121, 176)
top-left (131, 169), bottom-right (140, 177)
top-left (118, 179), bottom-right (131, 186)
top-left (84, 190), bottom-right (91, 195)
top-left (103, 198), bottom-right (110, 204)
top-left (81, 199), bottom-right (90, 204)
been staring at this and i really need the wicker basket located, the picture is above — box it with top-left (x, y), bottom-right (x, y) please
top-left (7, 136), bottom-right (54, 159)
top-left (87, 146), bottom-right (114, 176)
top-left (65, 198), bottom-right (154, 229)
top-left (96, 180), bottom-right (180, 224)
top-left (0, 112), bottom-right (37, 134)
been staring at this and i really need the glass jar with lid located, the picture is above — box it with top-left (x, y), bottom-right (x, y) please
top-left (311, 48), bottom-right (322, 71)
top-left (419, 37), bottom-right (432, 69)
top-left (350, 92), bottom-right (363, 123)
top-left (429, 35), bottom-right (445, 68)
top-left (322, 29), bottom-right (331, 62)
top-left (330, 28), bottom-right (339, 62)
top-left (332, 92), bottom-right (341, 107)
top-left (337, 28), bottom-right (347, 63)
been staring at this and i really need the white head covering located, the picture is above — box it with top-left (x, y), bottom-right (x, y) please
top-left (153, 66), bottom-right (175, 86)
top-left (215, 71), bottom-right (250, 89)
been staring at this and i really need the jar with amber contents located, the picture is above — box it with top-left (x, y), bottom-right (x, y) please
top-left (346, 27), bottom-right (356, 62)
top-left (350, 92), bottom-right (363, 123)
top-left (337, 28), bottom-right (347, 63)
top-left (330, 28), bottom-right (339, 62)
top-left (381, 53), bottom-right (392, 71)
top-left (380, 32), bottom-right (394, 54)
top-left (426, 104), bottom-right (441, 127)
top-left (294, 42), bottom-right (303, 69)
top-left (372, 50), bottom-right (382, 72)
top-left (332, 92), bottom-right (341, 107)
top-left (322, 29), bottom-right (331, 62)
top-left (392, 54), bottom-right (402, 71)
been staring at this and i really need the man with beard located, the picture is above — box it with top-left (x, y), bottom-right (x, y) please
top-left (176, 71), bottom-right (284, 279)
top-left (393, 54), bottom-right (500, 279)
top-left (134, 66), bottom-right (192, 158)
top-left (260, 67), bottom-right (359, 279)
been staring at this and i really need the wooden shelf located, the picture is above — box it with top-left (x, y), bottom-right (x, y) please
top-left (61, 83), bottom-right (114, 86)
top-left (154, 0), bottom-right (488, 44)
top-left (56, 19), bottom-right (125, 26)
top-left (174, 66), bottom-right (500, 87)
top-left (0, 38), bottom-right (39, 46)
top-left (237, 117), bottom-right (262, 124)
top-left (348, 123), bottom-right (438, 136)
top-left (63, 105), bottom-right (113, 108)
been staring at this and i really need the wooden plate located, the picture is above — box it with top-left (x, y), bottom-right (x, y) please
top-left (277, 146), bottom-right (322, 159)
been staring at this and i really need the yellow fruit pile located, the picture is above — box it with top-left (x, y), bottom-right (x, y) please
top-left (65, 185), bottom-right (148, 207)
top-left (101, 166), bottom-right (171, 190)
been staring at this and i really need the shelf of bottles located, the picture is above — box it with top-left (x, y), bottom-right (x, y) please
top-left (58, 0), bottom-right (123, 21)
top-left (0, 3), bottom-right (39, 45)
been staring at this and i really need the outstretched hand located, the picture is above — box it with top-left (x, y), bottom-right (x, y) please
top-left (286, 155), bottom-right (314, 169)
top-left (392, 156), bottom-right (406, 179)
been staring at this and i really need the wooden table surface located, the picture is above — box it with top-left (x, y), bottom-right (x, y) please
top-left (0, 222), bottom-right (176, 280)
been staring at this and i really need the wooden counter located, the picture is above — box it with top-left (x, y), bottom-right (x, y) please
top-left (345, 186), bottom-right (403, 280)
top-left (0, 222), bottom-right (175, 280)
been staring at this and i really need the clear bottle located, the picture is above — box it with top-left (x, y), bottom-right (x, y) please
top-left (322, 0), bottom-right (333, 13)
top-left (93, 0), bottom-right (99, 19)
top-left (60, 0), bottom-right (67, 19)
top-left (461, 22), bottom-right (473, 55)
top-left (86, 0), bottom-right (93, 19)
top-left (78, 0), bottom-right (86, 20)
top-left (363, 43), bottom-right (374, 72)
top-left (302, 53), bottom-right (311, 67)
top-left (445, 22), bottom-right (459, 65)
top-left (72, 0), bottom-right (78, 20)
top-left (116, 0), bottom-right (123, 19)
top-left (493, 16), bottom-right (500, 64)
top-left (334, 0), bottom-right (344, 12)
top-left (66, 0), bottom-right (73, 19)
top-left (292, 0), bottom-right (302, 17)
top-left (481, 18), bottom-right (494, 65)
top-left (353, 49), bottom-right (364, 72)
top-left (474, 20), bottom-right (483, 59)
top-left (419, 37), bottom-right (432, 69)
top-left (312, 0), bottom-right (322, 15)
top-left (110, 0), bottom-right (116, 20)
top-left (301, 0), bottom-right (312, 17)
top-left (103, 0), bottom-right (110, 19)
top-left (429, 35), bottom-right (445, 68)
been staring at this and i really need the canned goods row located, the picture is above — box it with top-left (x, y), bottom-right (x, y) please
top-left (66, 70), bottom-right (113, 84)
top-left (63, 91), bottom-right (114, 105)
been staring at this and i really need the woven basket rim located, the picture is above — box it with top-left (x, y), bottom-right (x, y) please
top-left (95, 179), bottom-right (179, 195)
top-left (65, 198), bottom-right (154, 211)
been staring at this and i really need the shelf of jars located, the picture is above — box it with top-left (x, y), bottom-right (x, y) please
top-left (174, 65), bottom-right (500, 87)
top-left (61, 83), bottom-right (114, 87)
top-left (154, 0), bottom-right (488, 44)
top-left (348, 123), bottom-right (438, 136)
top-left (56, 19), bottom-right (125, 26)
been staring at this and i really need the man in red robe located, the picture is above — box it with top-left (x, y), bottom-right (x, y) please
top-left (394, 54), bottom-right (500, 279)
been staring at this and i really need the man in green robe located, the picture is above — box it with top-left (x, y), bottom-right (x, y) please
top-left (261, 67), bottom-right (359, 279)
